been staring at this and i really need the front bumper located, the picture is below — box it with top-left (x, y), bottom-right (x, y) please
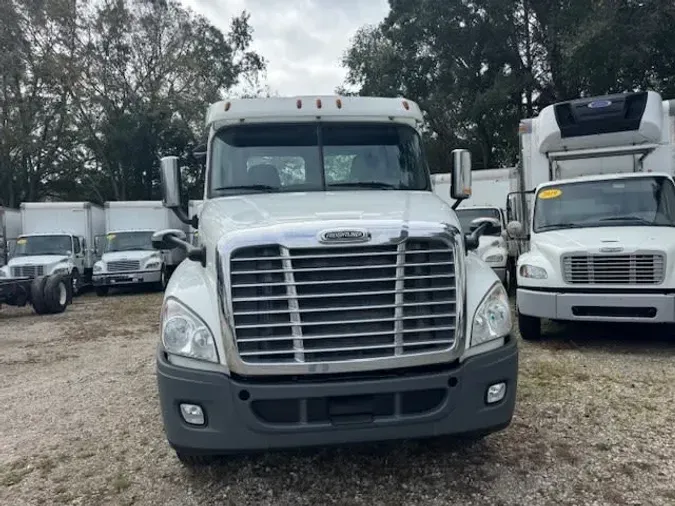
top-left (517, 288), bottom-right (675, 323)
top-left (156, 338), bottom-right (518, 455)
top-left (92, 270), bottom-right (161, 286)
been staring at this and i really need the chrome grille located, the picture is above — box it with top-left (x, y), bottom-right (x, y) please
top-left (11, 265), bottom-right (44, 278)
top-left (229, 238), bottom-right (457, 364)
top-left (107, 260), bottom-right (140, 272)
top-left (562, 253), bottom-right (665, 284)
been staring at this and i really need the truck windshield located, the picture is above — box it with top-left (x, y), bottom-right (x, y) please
top-left (14, 235), bottom-right (72, 257)
top-left (455, 208), bottom-right (502, 235)
top-left (104, 231), bottom-right (154, 252)
top-left (208, 122), bottom-right (430, 196)
top-left (533, 176), bottom-right (675, 232)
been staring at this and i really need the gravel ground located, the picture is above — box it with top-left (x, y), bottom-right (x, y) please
top-left (1, 290), bottom-right (674, 506)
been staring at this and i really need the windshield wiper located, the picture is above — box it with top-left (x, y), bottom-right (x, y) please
top-left (537, 223), bottom-right (586, 231)
top-left (598, 215), bottom-right (653, 225)
top-left (327, 182), bottom-right (398, 189)
top-left (212, 184), bottom-right (277, 192)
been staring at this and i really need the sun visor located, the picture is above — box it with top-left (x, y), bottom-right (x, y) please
top-left (537, 91), bottom-right (664, 153)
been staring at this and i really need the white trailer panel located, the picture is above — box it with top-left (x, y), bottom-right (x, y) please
top-left (105, 201), bottom-right (187, 233)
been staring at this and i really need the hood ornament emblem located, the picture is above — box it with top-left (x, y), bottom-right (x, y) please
top-left (318, 228), bottom-right (371, 244)
top-left (599, 246), bottom-right (623, 253)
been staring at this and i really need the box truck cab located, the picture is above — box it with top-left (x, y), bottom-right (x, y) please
top-left (0, 202), bottom-right (105, 294)
top-left (432, 169), bottom-right (518, 290)
top-left (455, 206), bottom-right (512, 290)
top-left (507, 90), bottom-right (675, 339)
top-left (92, 201), bottom-right (188, 295)
top-left (149, 96), bottom-right (518, 465)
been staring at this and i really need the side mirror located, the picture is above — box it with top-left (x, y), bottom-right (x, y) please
top-left (152, 228), bottom-right (188, 250)
top-left (152, 228), bottom-right (206, 267)
top-left (471, 217), bottom-right (501, 236)
top-left (160, 156), bottom-right (182, 209)
top-left (506, 221), bottom-right (524, 238)
top-left (450, 149), bottom-right (472, 201)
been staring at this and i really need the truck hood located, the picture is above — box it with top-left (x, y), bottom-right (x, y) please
top-left (101, 250), bottom-right (159, 263)
top-left (200, 191), bottom-right (460, 235)
top-left (532, 226), bottom-right (675, 254)
top-left (8, 255), bottom-right (69, 267)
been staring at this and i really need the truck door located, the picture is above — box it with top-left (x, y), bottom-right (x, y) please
top-left (72, 236), bottom-right (85, 273)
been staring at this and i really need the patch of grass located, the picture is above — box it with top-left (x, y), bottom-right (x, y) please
top-left (0, 459), bottom-right (34, 487)
top-left (111, 471), bottom-right (131, 493)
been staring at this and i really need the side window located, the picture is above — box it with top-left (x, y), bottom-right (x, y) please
top-left (81, 237), bottom-right (86, 253)
top-left (73, 237), bottom-right (81, 255)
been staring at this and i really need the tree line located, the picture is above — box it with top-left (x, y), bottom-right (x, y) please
top-left (340, 0), bottom-right (675, 171)
top-left (0, 0), bottom-right (265, 207)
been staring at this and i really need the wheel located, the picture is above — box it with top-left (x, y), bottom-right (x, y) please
top-left (156, 266), bottom-right (168, 291)
top-left (70, 269), bottom-right (81, 297)
top-left (518, 311), bottom-right (542, 341)
top-left (30, 276), bottom-right (50, 315)
top-left (175, 451), bottom-right (215, 467)
top-left (44, 274), bottom-right (69, 314)
top-left (96, 286), bottom-right (109, 297)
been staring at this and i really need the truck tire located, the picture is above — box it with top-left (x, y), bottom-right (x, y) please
top-left (70, 269), bottom-right (81, 297)
top-left (44, 274), bottom-right (69, 314)
top-left (96, 286), bottom-right (109, 297)
top-left (156, 266), bottom-right (168, 291)
top-left (518, 311), bottom-right (542, 341)
top-left (30, 276), bottom-right (50, 315)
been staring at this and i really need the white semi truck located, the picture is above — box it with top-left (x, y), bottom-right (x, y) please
top-left (0, 206), bottom-right (21, 267)
top-left (149, 96), bottom-right (518, 465)
top-left (92, 201), bottom-right (188, 296)
top-left (432, 168), bottom-right (519, 290)
top-left (507, 90), bottom-right (675, 340)
top-left (1, 202), bottom-right (105, 294)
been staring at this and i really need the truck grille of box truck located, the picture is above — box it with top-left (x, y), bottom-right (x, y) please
top-left (11, 265), bottom-right (44, 278)
top-left (107, 260), bottom-right (141, 272)
top-left (562, 253), bottom-right (665, 284)
top-left (228, 238), bottom-right (458, 364)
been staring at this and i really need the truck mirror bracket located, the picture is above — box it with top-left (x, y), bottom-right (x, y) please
top-left (152, 229), bottom-right (206, 267)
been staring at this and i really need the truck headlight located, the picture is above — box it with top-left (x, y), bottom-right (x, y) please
top-left (93, 262), bottom-right (104, 273)
top-left (472, 282), bottom-right (512, 346)
top-left (145, 261), bottom-right (161, 270)
top-left (52, 264), bottom-right (70, 275)
top-left (519, 264), bottom-right (547, 279)
top-left (161, 298), bottom-right (218, 363)
top-left (484, 254), bottom-right (504, 263)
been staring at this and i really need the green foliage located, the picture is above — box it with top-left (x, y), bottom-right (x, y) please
top-left (0, 0), bottom-right (265, 206)
top-left (341, 0), bottom-right (675, 171)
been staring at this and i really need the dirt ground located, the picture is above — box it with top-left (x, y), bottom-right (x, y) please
top-left (1, 290), bottom-right (674, 506)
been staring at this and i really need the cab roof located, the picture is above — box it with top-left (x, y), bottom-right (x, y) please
top-left (206, 96), bottom-right (424, 129)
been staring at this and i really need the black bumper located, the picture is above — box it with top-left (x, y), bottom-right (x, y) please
top-left (156, 338), bottom-right (518, 454)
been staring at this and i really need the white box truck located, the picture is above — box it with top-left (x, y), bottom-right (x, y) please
top-left (149, 96), bottom-right (518, 466)
top-left (92, 201), bottom-right (188, 295)
top-left (1, 202), bottom-right (105, 294)
top-left (0, 206), bottom-right (21, 267)
top-left (506, 90), bottom-right (675, 339)
top-left (432, 168), bottom-right (519, 290)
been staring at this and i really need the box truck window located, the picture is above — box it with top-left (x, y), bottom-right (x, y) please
top-left (455, 208), bottom-right (502, 235)
top-left (104, 231), bottom-right (154, 252)
top-left (533, 176), bottom-right (675, 232)
top-left (15, 235), bottom-right (72, 257)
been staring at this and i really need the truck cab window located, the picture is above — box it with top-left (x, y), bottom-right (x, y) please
top-left (73, 237), bottom-right (81, 255)
top-left (208, 122), bottom-right (429, 196)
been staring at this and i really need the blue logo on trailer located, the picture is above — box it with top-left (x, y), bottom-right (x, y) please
top-left (587, 100), bottom-right (612, 109)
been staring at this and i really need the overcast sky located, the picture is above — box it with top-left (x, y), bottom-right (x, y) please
top-left (179, 0), bottom-right (389, 96)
